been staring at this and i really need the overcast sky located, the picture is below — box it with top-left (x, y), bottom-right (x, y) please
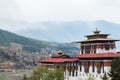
top-left (0, 0), bottom-right (120, 23)
top-left (0, 0), bottom-right (120, 47)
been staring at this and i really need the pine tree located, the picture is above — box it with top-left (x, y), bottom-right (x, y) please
top-left (109, 57), bottom-right (120, 80)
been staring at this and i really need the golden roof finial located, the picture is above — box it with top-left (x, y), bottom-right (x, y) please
top-left (94, 27), bottom-right (100, 34)
top-left (96, 27), bottom-right (98, 31)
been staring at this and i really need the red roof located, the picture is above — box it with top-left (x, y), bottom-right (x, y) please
top-left (39, 58), bottom-right (78, 63)
top-left (52, 54), bottom-right (63, 58)
top-left (38, 53), bottom-right (120, 63)
top-left (52, 54), bottom-right (70, 58)
top-left (76, 52), bottom-right (120, 59)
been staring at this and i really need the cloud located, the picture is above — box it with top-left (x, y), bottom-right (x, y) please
top-left (0, 0), bottom-right (24, 21)
top-left (8, 0), bottom-right (120, 23)
top-left (15, 0), bottom-right (97, 22)
top-left (0, 0), bottom-right (120, 23)
top-left (96, 0), bottom-right (120, 6)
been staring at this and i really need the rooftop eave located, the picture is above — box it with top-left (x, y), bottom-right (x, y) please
top-left (85, 34), bottom-right (110, 37)
top-left (75, 52), bottom-right (120, 59)
top-left (76, 38), bottom-right (120, 43)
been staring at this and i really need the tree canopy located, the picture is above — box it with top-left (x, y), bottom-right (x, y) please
top-left (101, 72), bottom-right (108, 80)
top-left (109, 57), bottom-right (120, 80)
top-left (24, 65), bottom-right (64, 80)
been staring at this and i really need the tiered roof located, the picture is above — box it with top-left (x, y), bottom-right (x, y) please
top-left (39, 29), bottom-right (120, 63)
top-left (39, 52), bottom-right (120, 63)
top-left (77, 29), bottom-right (119, 43)
top-left (39, 52), bottom-right (78, 63)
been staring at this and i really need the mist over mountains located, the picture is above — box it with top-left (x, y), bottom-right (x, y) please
top-left (0, 18), bottom-right (120, 51)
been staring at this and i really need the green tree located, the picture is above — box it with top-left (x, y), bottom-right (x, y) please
top-left (23, 74), bottom-right (28, 80)
top-left (108, 57), bottom-right (120, 80)
top-left (54, 68), bottom-right (64, 80)
top-left (28, 65), bottom-right (64, 80)
top-left (101, 72), bottom-right (108, 80)
top-left (88, 75), bottom-right (95, 80)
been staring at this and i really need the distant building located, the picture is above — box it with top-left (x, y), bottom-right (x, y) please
top-left (39, 51), bottom-right (77, 70)
top-left (38, 29), bottom-right (120, 80)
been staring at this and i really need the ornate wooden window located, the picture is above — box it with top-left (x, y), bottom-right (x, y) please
top-left (72, 71), bottom-right (74, 76)
top-left (79, 62), bottom-right (82, 71)
top-left (81, 45), bottom-right (84, 54)
top-left (101, 45), bottom-right (104, 49)
top-left (84, 61), bottom-right (90, 73)
top-left (102, 62), bottom-right (104, 73)
top-left (96, 62), bottom-right (102, 74)
top-left (76, 71), bottom-right (78, 76)
top-left (93, 45), bottom-right (96, 53)
top-left (105, 44), bottom-right (109, 50)
top-left (92, 61), bottom-right (95, 72)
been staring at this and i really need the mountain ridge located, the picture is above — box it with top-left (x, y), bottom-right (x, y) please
top-left (0, 29), bottom-right (79, 56)
top-left (0, 18), bottom-right (120, 42)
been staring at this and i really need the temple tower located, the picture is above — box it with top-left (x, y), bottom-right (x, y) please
top-left (77, 29), bottom-right (119, 54)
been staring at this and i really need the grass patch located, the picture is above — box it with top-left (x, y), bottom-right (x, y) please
top-left (0, 77), bottom-right (9, 80)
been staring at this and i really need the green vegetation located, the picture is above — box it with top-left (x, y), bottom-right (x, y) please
top-left (88, 75), bottom-right (95, 80)
top-left (108, 57), bottom-right (120, 80)
top-left (0, 50), bottom-right (10, 60)
top-left (24, 65), bottom-right (64, 80)
top-left (0, 77), bottom-right (9, 80)
top-left (0, 29), bottom-right (51, 52)
top-left (0, 29), bottom-right (79, 52)
top-left (101, 72), bottom-right (108, 80)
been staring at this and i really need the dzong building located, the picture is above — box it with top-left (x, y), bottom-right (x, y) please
top-left (39, 29), bottom-right (120, 80)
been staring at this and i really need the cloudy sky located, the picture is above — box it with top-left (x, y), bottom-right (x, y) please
top-left (1, 0), bottom-right (120, 23)
top-left (0, 0), bottom-right (120, 45)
